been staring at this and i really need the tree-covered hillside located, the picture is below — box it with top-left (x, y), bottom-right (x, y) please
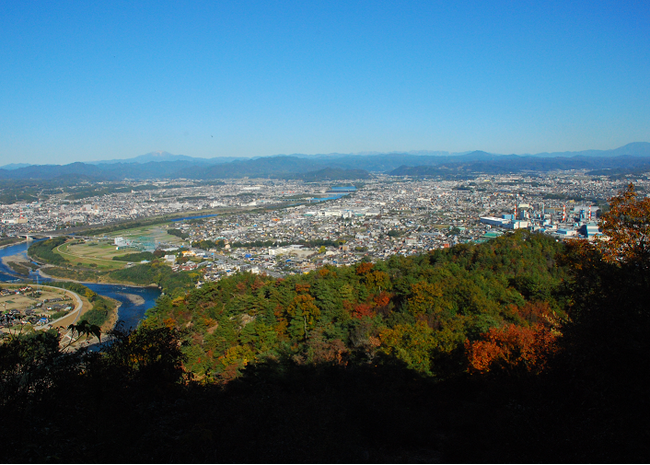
top-left (143, 230), bottom-right (567, 381)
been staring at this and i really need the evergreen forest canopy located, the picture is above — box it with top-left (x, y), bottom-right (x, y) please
top-left (1, 184), bottom-right (649, 462)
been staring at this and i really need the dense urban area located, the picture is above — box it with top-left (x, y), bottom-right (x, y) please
top-left (1, 171), bottom-right (646, 280)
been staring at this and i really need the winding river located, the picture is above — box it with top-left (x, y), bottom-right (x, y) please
top-left (0, 241), bottom-right (160, 330)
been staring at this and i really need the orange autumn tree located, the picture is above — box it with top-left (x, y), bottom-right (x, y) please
top-left (597, 183), bottom-right (650, 268)
top-left (465, 300), bottom-right (560, 376)
top-left (466, 184), bottom-right (650, 378)
top-left (465, 322), bottom-right (559, 376)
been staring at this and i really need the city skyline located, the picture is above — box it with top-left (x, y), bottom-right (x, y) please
top-left (2, 1), bottom-right (649, 165)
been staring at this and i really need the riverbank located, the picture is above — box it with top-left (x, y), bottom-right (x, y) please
top-left (102, 296), bottom-right (121, 332)
top-left (57, 293), bottom-right (122, 351)
top-left (0, 238), bottom-right (25, 250)
top-left (121, 293), bottom-right (146, 306)
top-left (0, 246), bottom-right (160, 294)
top-left (73, 292), bottom-right (121, 333)
top-left (2, 255), bottom-right (38, 276)
top-left (1, 240), bottom-right (161, 344)
top-left (36, 266), bottom-right (159, 290)
top-left (21, 240), bottom-right (164, 290)
top-left (32, 270), bottom-right (158, 331)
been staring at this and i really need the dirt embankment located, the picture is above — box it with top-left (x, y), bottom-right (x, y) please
top-left (2, 255), bottom-right (37, 275)
top-left (120, 293), bottom-right (145, 306)
top-left (50, 292), bottom-right (120, 332)
top-left (101, 296), bottom-right (122, 333)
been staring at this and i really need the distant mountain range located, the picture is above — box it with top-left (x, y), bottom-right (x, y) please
top-left (78, 142), bottom-right (650, 165)
top-left (88, 151), bottom-right (245, 165)
top-left (0, 156), bottom-right (371, 182)
top-left (1, 143), bottom-right (649, 181)
top-left (0, 163), bottom-right (32, 170)
top-left (389, 154), bottom-right (650, 177)
top-left (89, 151), bottom-right (200, 165)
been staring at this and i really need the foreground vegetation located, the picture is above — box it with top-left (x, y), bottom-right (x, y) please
top-left (2, 185), bottom-right (649, 462)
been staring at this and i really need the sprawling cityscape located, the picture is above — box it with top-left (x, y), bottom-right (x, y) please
top-left (1, 170), bottom-right (644, 281)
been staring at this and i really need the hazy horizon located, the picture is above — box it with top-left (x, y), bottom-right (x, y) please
top-left (2, 141), bottom-right (650, 168)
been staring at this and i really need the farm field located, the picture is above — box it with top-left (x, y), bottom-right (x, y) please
top-left (0, 285), bottom-right (78, 332)
top-left (55, 241), bottom-right (128, 271)
top-left (99, 223), bottom-right (187, 245)
top-left (51, 223), bottom-right (186, 271)
top-left (1, 287), bottom-right (69, 311)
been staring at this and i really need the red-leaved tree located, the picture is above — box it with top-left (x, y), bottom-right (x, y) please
top-left (465, 322), bottom-right (559, 376)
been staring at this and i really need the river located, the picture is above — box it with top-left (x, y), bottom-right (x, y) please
top-left (170, 213), bottom-right (219, 222)
top-left (0, 241), bottom-right (160, 330)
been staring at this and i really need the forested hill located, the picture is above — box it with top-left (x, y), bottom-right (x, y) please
top-left (143, 230), bottom-right (568, 381)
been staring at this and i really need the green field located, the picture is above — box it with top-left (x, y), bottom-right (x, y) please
top-left (55, 241), bottom-right (127, 270)
top-left (99, 223), bottom-right (187, 245)
top-left (50, 223), bottom-right (186, 270)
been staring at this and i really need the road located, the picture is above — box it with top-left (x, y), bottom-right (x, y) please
top-left (36, 287), bottom-right (84, 344)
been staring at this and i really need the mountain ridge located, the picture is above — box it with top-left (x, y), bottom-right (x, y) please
top-left (69, 142), bottom-right (650, 166)
top-left (2, 143), bottom-right (649, 181)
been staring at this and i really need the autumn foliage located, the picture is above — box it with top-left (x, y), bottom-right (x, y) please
top-left (355, 262), bottom-right (374, 275)
top-left (352, 303), bottom-right (375, 319)
top-left (465, 322), bottom-right (559, 376)
top-left (466, 300), bottom-right (560, 375)
top-left (598, 183), bottom-right (650, 267)
top-left (141, 229), bottom-right (569, 380)
top-left (4, 186), bottom-right (650, 463)
top-left (374, 291), bottom-right (392, 308)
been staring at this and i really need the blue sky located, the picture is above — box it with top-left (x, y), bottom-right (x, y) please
top-left (1, 0), bottom-right (649, 164)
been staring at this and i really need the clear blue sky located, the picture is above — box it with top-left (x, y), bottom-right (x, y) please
top-left (1, 0), bottom-right (649, 164)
